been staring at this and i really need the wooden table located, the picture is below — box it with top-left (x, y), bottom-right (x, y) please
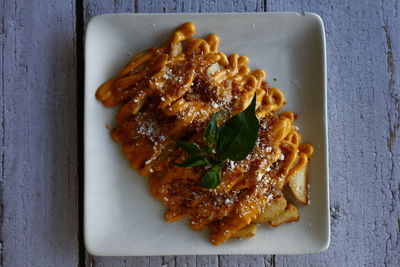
top-left (1, 0), bottom-right (399, 266)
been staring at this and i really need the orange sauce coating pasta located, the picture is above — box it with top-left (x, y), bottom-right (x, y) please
top-left (96, 22), bottom-right (313, 245)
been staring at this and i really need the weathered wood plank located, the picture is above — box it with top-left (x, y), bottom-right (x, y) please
top-left (0, 0), bottom-right (4, 264)
top-left (270, 0), bottom-right (400, 266)
top-left (1, 0), bottom-right (79, 266)
top-left (137, 0), bottom-right (264, 13)
top-left (218, 255), bottom-right (272, 267)
top-left (83, 0), bottom-right (134, 25)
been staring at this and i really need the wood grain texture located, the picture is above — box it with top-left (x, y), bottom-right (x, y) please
top-left (270, 0), bottom-right (400, 266)
top-left (137, 0), bottom-right (265, 13)
top-left (1, 0), bottom-right (79, 266)
top-left (83, 0), bottom-right (134, 25)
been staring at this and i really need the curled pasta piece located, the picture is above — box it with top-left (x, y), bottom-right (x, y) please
top-left (271, 118), bottom-right (293, 144)
top-left (185, 38), bottom-right (211, 55)
top-left (205, 34), bottom-right (220, 51)
top-left (285, 130), bottom-right (301, 146)
top-left (169, 22), bottom-right (196, 44)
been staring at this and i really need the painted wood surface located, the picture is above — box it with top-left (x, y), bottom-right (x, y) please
top-left (1, 0), bottom-right (79, 266)
top-left (1, 0), bottom-right (399, 266)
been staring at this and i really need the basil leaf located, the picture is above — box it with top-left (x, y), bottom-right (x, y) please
top-left (175, 140), bottom-right (202, 156)
top-left (216, 93), bottom-right (259, 161)
top-left (200, 165), bottom-right (221, 188)
top-left (203, 112), bottom-right (220, 145)
top-left (174, 156), bottom-right (209, 167)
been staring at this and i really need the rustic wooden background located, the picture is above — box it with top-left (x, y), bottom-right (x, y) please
top-left (1, 0), bottom-right (399, 266)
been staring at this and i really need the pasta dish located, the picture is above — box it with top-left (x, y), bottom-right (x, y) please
top-left (95, 22), bottom-right (313, 245)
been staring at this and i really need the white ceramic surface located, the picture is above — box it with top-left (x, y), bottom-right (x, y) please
top-left (84, 12), bottom-right (329, 256)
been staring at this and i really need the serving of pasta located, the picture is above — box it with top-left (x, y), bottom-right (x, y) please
top-left (95, 22), bottom-right (313, 245)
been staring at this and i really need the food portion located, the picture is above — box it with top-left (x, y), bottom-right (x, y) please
top-left (95, 22), bottom-right (313, 245)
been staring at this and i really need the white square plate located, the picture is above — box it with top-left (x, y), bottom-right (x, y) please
top-left (85, 12), bottom-right (329, 256)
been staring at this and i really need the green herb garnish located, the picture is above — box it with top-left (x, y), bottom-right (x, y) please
top-left (200, 165), bottom-right (222, 189)
top-left (174, 93), bottom-right (259, 188)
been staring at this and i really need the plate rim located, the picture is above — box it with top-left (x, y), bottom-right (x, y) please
top-left (84, 11), bottom-right (330, 256)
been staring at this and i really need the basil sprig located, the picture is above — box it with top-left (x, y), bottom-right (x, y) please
top-left (174, 93), bottom-right (259, 188)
